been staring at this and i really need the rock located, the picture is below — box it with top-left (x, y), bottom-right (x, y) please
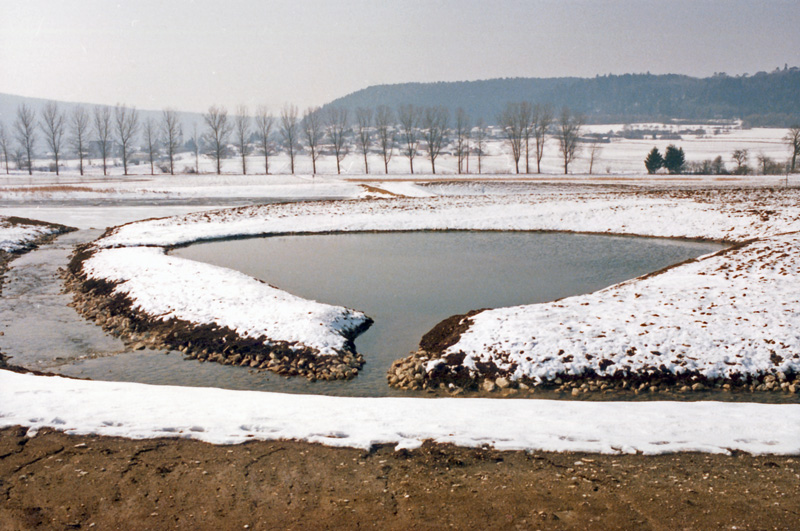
top-left (131, 342), bottom-right (146, 351)
top-left (691, 382), bottom-right (704, 391)
top-left (495, 377), bottom-right (511, 389)
top-left (482, 380), bottom-right (497, 393)
top-left (571, 388), bottom-right (580, 397)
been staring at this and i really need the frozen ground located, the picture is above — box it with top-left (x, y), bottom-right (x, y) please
top-left (2, 171), bottom-right (800, 454)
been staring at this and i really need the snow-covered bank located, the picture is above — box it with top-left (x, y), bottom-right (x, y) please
top-left (64, 246), bottom-right (371, 381)
top-left (2, 371), bottom-right (798, 455)
top-left (0, 216), bottom-right (73, 253)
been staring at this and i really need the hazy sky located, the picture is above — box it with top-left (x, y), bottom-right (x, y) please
top-left (2, 0), bottom-right (799, 113)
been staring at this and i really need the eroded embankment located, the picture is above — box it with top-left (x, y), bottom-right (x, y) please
top-left (62, 244), bottom-right (371, 381)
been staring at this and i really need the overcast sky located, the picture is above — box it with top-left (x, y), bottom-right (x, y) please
top-left (1, 0), bottom-right (798, 113)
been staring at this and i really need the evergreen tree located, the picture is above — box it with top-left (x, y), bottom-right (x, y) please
top-left (664, 144), bottom-right (685, 174)
top-left (644, 146), bottom-right (664, 174)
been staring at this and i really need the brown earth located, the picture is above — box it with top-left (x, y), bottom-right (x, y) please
top-left (1, 427), bottom-right (798, 530)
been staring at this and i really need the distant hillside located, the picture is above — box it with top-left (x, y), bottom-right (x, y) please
top-left (322, 68), bottom-right (800, 127)
top-left (0, 93), bottom-right (204, 136)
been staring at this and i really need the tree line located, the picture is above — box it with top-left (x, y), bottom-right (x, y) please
top-left (0, 100), bottom-right (590, 176)
top-left (1, 100), bottom-right (797, 177)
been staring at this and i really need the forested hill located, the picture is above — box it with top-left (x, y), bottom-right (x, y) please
top-left (323, 68), bottom-right (800, 127)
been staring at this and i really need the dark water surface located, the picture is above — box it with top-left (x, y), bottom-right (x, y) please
top-left (164, 231), bottom-right (724, 396)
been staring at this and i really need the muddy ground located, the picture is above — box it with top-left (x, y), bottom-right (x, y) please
top-left (1, 427), bottom-right (798, 530)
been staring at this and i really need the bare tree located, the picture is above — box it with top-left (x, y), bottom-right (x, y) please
top-left (375, 105), bottom-right (394, 174)
top-left (233, 105), bottom-right (250, 175)
top-left (398, 104), bottom-right (421, 174)
top-left (499, 102), bottom-right (524, 174)
top-left (454, 108), bottom-right (470, 174)
top-left (325, 107), bottom-right (349, 175)
top-left (114, 104), bottom-right (140, 176)
top-left (787, 126), bottom-right (800, 173)
top-left (472, 119), bottom-right (487, 175)
top-left (13, 104), bottom-right (37, 175)
top-left (93, 106), bottom-right (112, 176)
top-left (162, 108), bottom-right (182, 175)
top-left (557, 107), bottom-right (583, 174)
top-left (70, 106), bottom-right (90, 176)
top-left (533, 104), bottom-right (553, 173)
top-left (519, 102), bottom-right (535, 173)
top-left (422, 106), bottom-right (449, 174)
top-left (190, 123), bottom-right (201, 174)
top-left (302, 107), bottom-right (323, 175)
top-left (40, 102), bottom-right (66, 175)
top-left (254, 106), bottom-right (275, 174)
top-left (203, 105), bottom-right (231, 175)
top-left (354, 107), bottom-right (372, 174)
top-left (279, 104), bottom-right (299, 174)
top-left (587, 140), bottom-right (602, 174)
top-left (142, 118), bottom-right (158, 175)
top-left (732, 148), bottom-right (749, 174)
top-left (757, 153), bottom-right (772, 175)
top-left (0, 122), bottom-right (11, 174)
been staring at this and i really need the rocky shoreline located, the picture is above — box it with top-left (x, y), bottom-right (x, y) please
top-left (388, 349), bottom-right (799, 398)
top-left (62, 244), bottom-right (369, 381)
top-left (387, 310), bottom-right (800, 398)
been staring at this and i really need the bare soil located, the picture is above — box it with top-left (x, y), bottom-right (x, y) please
top-left (1, 427), bottom-right (798, 530)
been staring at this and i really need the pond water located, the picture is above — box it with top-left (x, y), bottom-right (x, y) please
top-left (164, 231), bottom-right (724, 396)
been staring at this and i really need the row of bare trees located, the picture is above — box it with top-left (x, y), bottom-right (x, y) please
top-left (498, 103), bottom-right (586, 174)
top-left (199, 103), bottom-right (484, 176)
top-left (8, 98), bottom-right (796, 177)
top-left (0, 102), bottom-right (176, 176)
top-left (0, 99), bottom-right (582, 176)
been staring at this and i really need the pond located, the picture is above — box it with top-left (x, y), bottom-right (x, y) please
top-left (162, 231), bottom-right (724, 396)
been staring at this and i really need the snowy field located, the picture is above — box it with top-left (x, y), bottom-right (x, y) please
top-left (2, 370), bottom-right (799, 455)
top-left (2, 164), bottom-right (800, 454)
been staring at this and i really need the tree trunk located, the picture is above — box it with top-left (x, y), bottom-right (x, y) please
top-left (363, 153), bottom-right (368, 174)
